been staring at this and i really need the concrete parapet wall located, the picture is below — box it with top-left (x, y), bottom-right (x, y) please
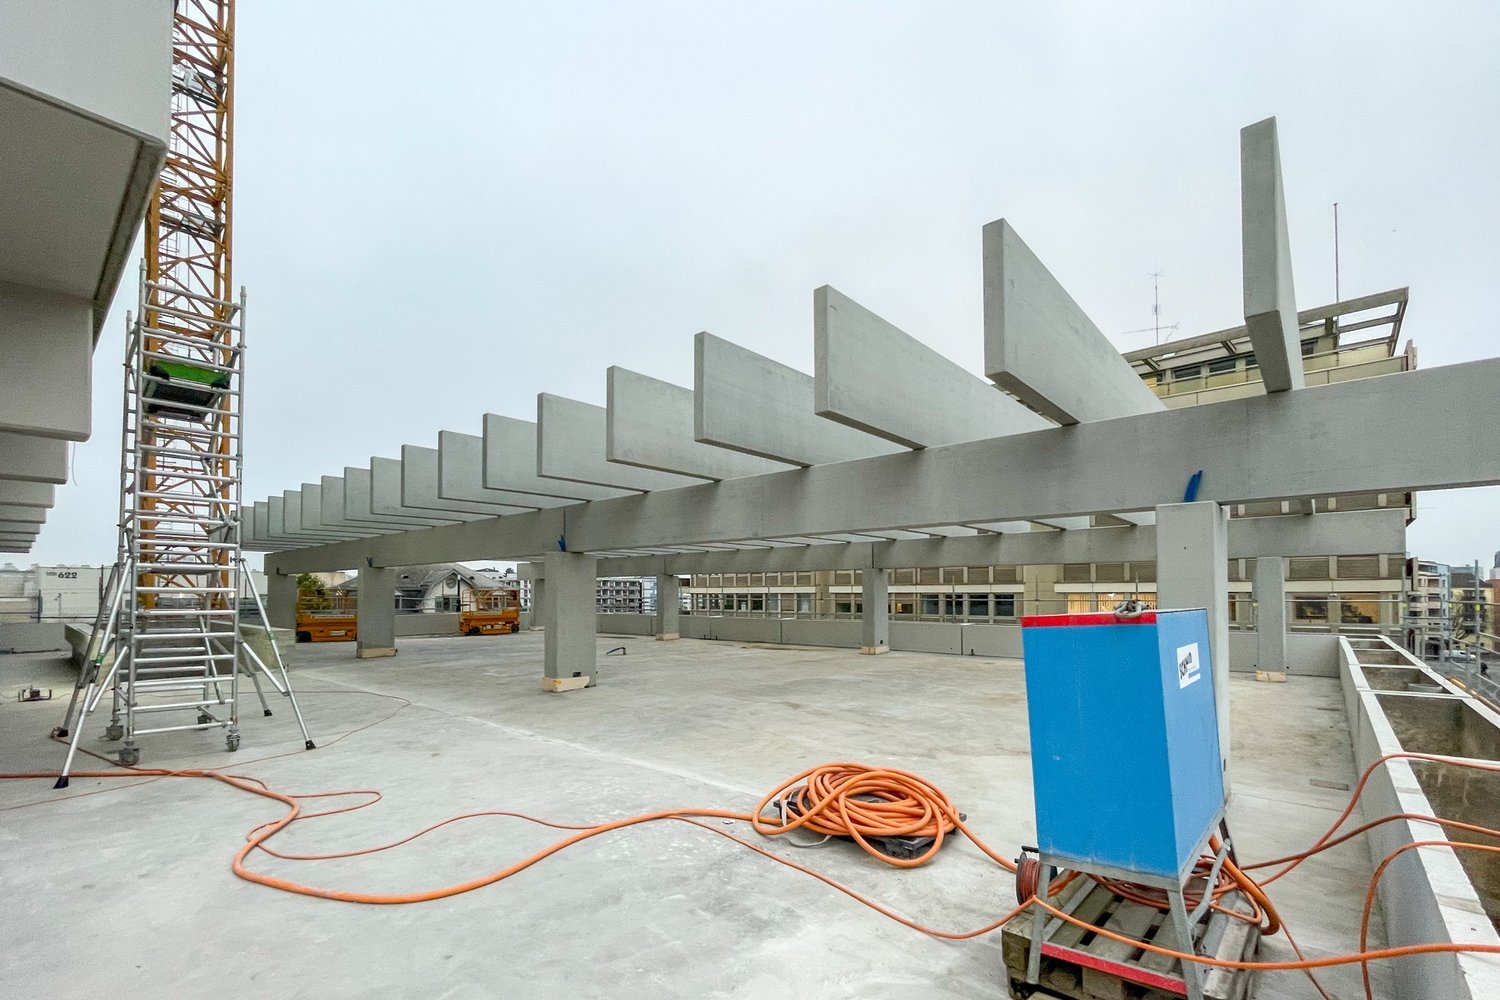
top-left (782, 618), bottom-right (860, 648)
top-left (597, 613), bottom-right (655, 637)
top-left (1337, 637), bottom-right (1500, 999)
top-left (0, 621), bottom-right (67, 653)
top-left (889, 621), bottom-right (963, 655)
top-left (395, 612), bottom-right (460, 638)
top-left (1227, 630), bottom-right (1338, 676)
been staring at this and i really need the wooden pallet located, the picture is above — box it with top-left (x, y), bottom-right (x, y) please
top-left (1001, 879), bottom-right (1260, 1000)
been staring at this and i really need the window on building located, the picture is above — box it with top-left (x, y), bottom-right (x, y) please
top-left (797, 594), bottom-right (812, 614)
top-left (922, 594), bottom-right (942, 617)
top-left (967, 595), bottom-right (990, 618)
top-left (1171, 363), bottom-right (1202, 381)
top-left (1288, 557), bottom-right (1330, 581)
top-left (1207, 357), bottom-right (1238, 375)
top-left (1341, 593), bottom-right (1381, 625)
top-left (1066, 593), bottom-right (1095, 614)
top-left (993, 594), bottom-right (1017, 618)
top-left (435, 596), bottom-right (460, 612)
top-left (1062, 564), bottom-right (1092, 584)
top-left (1336, 555), bottom-right (1381, 580)
top-left (1292, 595), bottom-right (1328, 623)
top-left (1094, 562), bottom-right (1127, 583)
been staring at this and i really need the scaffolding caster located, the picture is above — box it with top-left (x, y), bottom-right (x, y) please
top-left (105, 723), bottom-right (124, 741)
top-left (226, 728), bottom-right (240, 752)
top-left (304, 740), bottom-right (316, 750)
top-left (119, 742), bottom-right (140, 766)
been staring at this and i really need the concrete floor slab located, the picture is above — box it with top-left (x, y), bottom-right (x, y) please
top-left (1, 637), bottom-right (1388, 999)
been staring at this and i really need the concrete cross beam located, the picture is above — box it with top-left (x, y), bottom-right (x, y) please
top-left (252, 502), bottom-right (310, 549)
top-left (400, 444), bottom-right (530, 515)
top-left (0, 432), bottom-right (68, 483)
top-left (606, 366), bottom-right (791, 480)
top-left (695, 332), bottom-right (900, 466)
top-left (481, 416), bottom-right (631, 500)
top-left (537, 393), bottom-right (700, 492)
top-left (559, 360), bottom-right (1499, 552)
top-left (287, 489), bottom-right (371, 541)
top-left (814, 285), bottom-right (1051, 448)
top-left (983, 219), bottom-right (1164, 424)
top-left (0, 481), bottom-right (54, 506)
top-left (371, 457), bottom-right (484, 523)
top-left (1240, 116), bottom-right (1305, 393)
top-left (578, 507), bottom-right (1404, 578)
top-left (332, 472), bottom-right (451, 529)
top-left (439, 431), bottom-right (577, 509)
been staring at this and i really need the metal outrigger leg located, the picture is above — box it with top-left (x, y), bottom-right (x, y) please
top-left (234, 556), bottom-right (314, 750)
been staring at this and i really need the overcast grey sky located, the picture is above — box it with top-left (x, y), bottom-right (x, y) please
top-left (25, 2), bottom-right (1500, 571)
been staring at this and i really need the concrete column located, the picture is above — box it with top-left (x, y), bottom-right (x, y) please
top-left (1253, 556), bottom-right (1287, 673)
top-left (542, 551), bottom-right (597, 692)
top-left (860, 568), bottom-right (890, 654)
top-left (355, 565), bottom-right (397, 658)
top-left (266, 571), bottom-right (297, 630)
top-left (1156, 501), bottom-right (1231, 779)
top-left (529, 575), bottom-right (545, 630)
top-left (655, 574), bottom-right (680, 640)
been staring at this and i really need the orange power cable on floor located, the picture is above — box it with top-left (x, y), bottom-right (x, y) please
top-left (5, 753), bottom-right (1500, 1000)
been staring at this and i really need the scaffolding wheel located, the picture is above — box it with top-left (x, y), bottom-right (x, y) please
top-left (226, 734), bottom-right (240, 752)
top-left (197, 712), bottom-right (212, 725)
top-left (105, 724), bottom-right (124, 741)
top-left (119, 745), bottom-right (140, 766)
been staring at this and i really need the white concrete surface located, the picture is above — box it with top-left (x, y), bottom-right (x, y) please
top-left (0, 637), bottom-right (1393, 1000)
top-left (481, 416), bottom-right (629, 500)
top-left (538, 394), bottom-right (700, 492)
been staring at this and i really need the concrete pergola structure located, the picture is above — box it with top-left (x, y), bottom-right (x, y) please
top-left (0, 4), bottom-right (172, 552)
top-left (247, 118), bottom-right (1500, 779)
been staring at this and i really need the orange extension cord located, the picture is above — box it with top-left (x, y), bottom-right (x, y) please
top-left (5, 752), bottom-right (1500, 1000)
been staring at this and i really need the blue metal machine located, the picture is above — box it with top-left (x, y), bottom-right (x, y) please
top-left (1021, 608), bottom-right (1225, 880)
top-left (1018, 608), bottom-right (1229, 1000)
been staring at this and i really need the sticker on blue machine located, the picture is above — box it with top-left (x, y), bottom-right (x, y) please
top-left (1176, 642), bottom-right (1201, 689)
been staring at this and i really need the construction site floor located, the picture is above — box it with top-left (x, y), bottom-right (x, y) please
top-left (0, 634), bottom-right (1389, 999)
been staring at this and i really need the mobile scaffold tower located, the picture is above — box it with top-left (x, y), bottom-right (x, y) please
top-left (53, 1), bottom-right (311, 785)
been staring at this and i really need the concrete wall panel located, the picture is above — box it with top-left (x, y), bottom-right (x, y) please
top-left (1240, 118), bottom-right (1304, 393)
top-left (890, 621), bottom-right (964, 655)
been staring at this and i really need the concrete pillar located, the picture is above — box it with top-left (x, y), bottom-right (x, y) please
top-left (1156, 501), bottom-right (1231, 780)
top-left (1253, 556), bottom-right (1287, 673)
top-left (529, 575), bottom-right (545, 630)
top-left (542, 551), bottom-right (597, 692)
top-left (860, 568), bottom-right (890, 654)
top-left (355, 565), bottom-right (397, 658)
top-left (266, 571), bottom-right (296, 630)
top-left (655, 574), bottom-right (680, 640)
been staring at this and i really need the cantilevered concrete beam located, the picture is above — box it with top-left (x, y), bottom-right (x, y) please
top-left (0, 284), bottom-right (93, 441)
top-left (606, 367), bottom-right (791, 481)
top-left (0, 481), bottom-right (54, 506)
top-left (983, 220), bottom-right (1164, 424)
top-left (334, 472), bottom-right (450, 529)
top-left (400, 445), bottom-right (529, 515)
top-left (371, 457), bottom-right (483, 523)
top-left (537, 394), bottom-right (700, 492)
top-left (252, 502), bottom-right (312, 549)
top-left (814, 285), bottom-right (1050, 448)
top-left (482, 416), bottom-right (630, 500)
top-left (695, 332), bottom-right (900, 467)
top-left (1240, 117), bottom-right (1305, 393)
top-left (438, 431), bottom-right (576, 509)
top-left (0, 505), bottom-right (46, 524)
top-left (287, 490), bottom-right (370, 541)
top-left (0, 432), bottom-right (68, 483)
top-left (300, 483), bottom-right (398, 538)
top-left (276, 494), bottom-right (361, 544)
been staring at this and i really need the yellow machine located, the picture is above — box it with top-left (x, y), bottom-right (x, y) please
top-left (295, 591), bottom-right (357, 643)
top-left (459, 587), bottom-right (521, 636)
